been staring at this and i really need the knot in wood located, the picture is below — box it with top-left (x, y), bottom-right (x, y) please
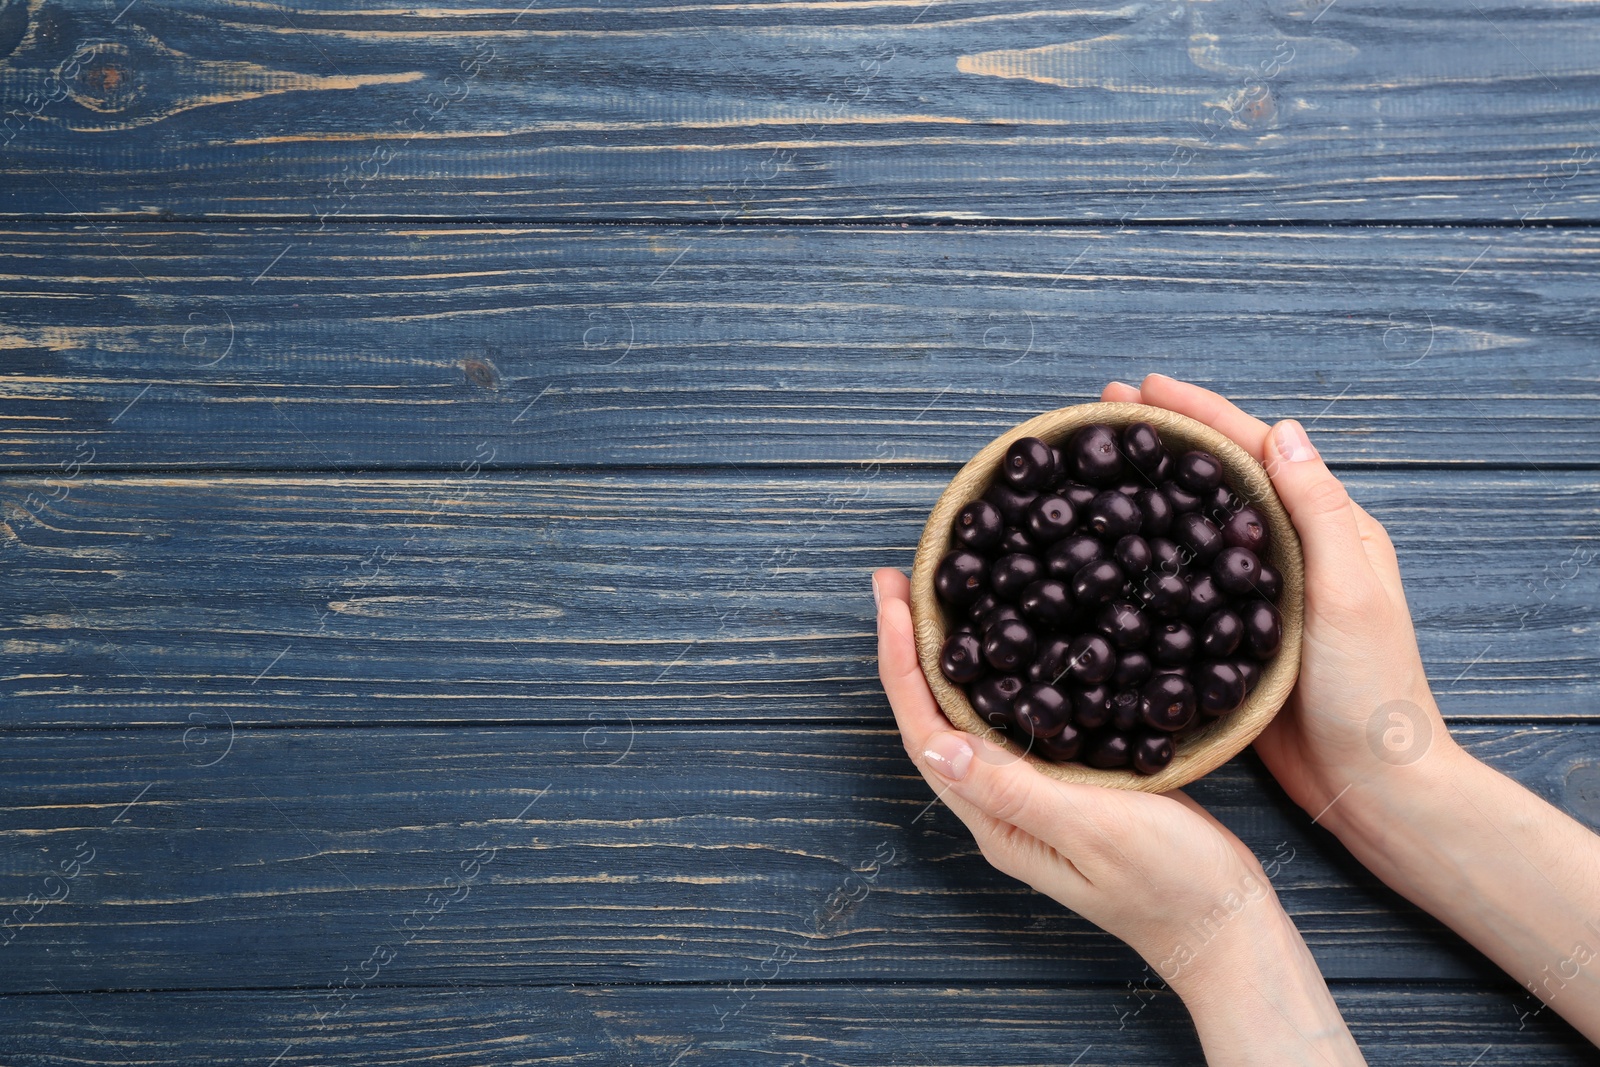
top-left (65, 40), bottom-right (142, 113)
top-left (463, 358), bottom-right (500, 388)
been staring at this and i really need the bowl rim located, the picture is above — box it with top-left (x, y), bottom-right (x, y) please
top-left (908, 401), bottom-right (1305, 793)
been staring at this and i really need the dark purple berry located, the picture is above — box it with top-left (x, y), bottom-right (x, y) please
top-left (1234, 658), bottom-right (1262, 690)
top-left (1071, 559), bottom-right (1124, 606)
top-left (1222, 505), bottom-right (1270, 555)
top-left (1046, 535), bottom-right (1102, 579)
top-left (1213, 547), bottom-right (1262, 596)
top-left (1114, 479), bottom-right (1144, 496)
top-left (1114, 535), bottom-right (1152, 576)
top-left (1165, 483), bottom-right (1203, 515)
top-left (1242, 601), bottom-right (1283, 660)
top-left (1174, 513), bottom-right (1225, 567)
top-left (1151, 621), bottom-right (1197, 666)
top-left (1072, 685), bottom-right (1112, 729)
top-left (1003, 436), bottom-right (1057, 491)
top-left (983, 483), bottom-right (1039, 525)
top-left (1087, 490), bottom-right (1142, 540)
top-left (1060, 482), bottom-right (1099, 514)
top-left (1141, 674), bottom-right (1197, 732)
top-left (1136, 488), bottom-right (1174, 537)
top-left (1132, 732), bottom-right (1175, 775)
top-left (940, 631), bottom-right (985, 684)
top-left (1014, 683), bottom-right (1072, 738)
top-left (991, 553), bottom-right (1044, 601)
top-left (1084, 731), bottom-right (1133, 769)
top-left (968, 593), bottom-right (1000, 625)
top-left (1039, 723), bottom-right (1083, 762)
top-left (1026, 494), bottom-right (1076, 544)
top-left (1140, 572), bottom-right (1190, 618)
top-left (1254, 562), bottom-right (1283, 602)
top-left (1095, 600), bottom-right (1151, 651)
top-left (1199, 609), bottom-right (1244, 658)
top-left (1206, 484), bottom-right (1241, 522)
top-left (1110, 649), bottom-right (1153, 690)
top-left (983, 616), bottom-right (1037, 672)
top-left (1110, 689), bottom-right (1141, 733)
top-left (1184, 574), bottom-right (1226, 625)
top-left (1065, 633), bottom-right (1116, 685)
top-left (1019, 579), bottom-right (1074, 628)
top-left (953, 499), bottom-right (1005, 552)
top-left (998, 526), bottom-right (1037, 555)
top-left (1148, 537), bottom-right (1184, 576)
top-left (1151, 452), bottom-right (1173, 483)
top-left (1194, 660), bottom-right (1246, 716)
top-left (934, 549), bottom-right (988, 606)
top-left (983, 606), bottom-right (1023, 635)
top-left (1175, 450), bottom-right (1224, 493)
top-left (1029, 636), bottom-right (1074, 684)
top-left (1120, 422), bottom-right (1165, 474)
top-left (1070, 424), bottom-right (1125, 486)
top-left (970, 674), bottom-right (1024, 727)
top-left (1049, 445), bottom-right (1067, 484)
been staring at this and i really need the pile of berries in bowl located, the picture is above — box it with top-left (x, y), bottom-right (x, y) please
top-left (909, 402), bottom-right (1304, 792)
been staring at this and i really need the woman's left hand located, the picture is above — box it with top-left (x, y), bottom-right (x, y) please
top-left (874, 565), bottom-right (1281, 979)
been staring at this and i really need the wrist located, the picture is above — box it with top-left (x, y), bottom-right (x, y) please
top-left (1315, 731), bottom-right (1477, 864)
top-left (1315, 738), bottom-right (1600, 1045)
top-left (1137, 864), bottom-right (1285, 995)
top-left (1162, 900), bottom-right (1366, 1066)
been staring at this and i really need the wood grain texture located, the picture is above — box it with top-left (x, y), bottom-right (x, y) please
top-left (2, 224), bottom-right (1598, 470)
top-left (0, 984), bottom-right (1592, 1066)
top-left (1, 470), bottom-right (1594, 728)
top-left (0, 724), bottom-right (1593, 994)
top-left (1, 1), bottom-right (1598, 221)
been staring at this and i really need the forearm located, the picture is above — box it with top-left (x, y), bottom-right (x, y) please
top-left (1162, 897), bottom-right (1366, 1066)
top-left (1324, 741), bottom-right (1600, 1044)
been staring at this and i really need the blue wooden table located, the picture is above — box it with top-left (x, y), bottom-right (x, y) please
top-left (2, 1), bottom-right (1598, 1063)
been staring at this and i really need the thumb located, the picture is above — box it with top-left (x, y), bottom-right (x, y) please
top-left (1263, 419), bottom-right (1371, 589)
top-left (921, 729), bottom-right (1128, 872)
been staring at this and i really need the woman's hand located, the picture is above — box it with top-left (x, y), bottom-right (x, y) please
top-left (1105, 376), bottom-right (1600, 1048)
top-left (1101, 375), bottom-right (1463, 826)
top-left (875, 565), bottom-right (1368, 1064)
top-left (874, 565), bottom-right (1275, 974)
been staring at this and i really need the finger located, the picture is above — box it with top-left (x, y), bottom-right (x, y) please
top-left (1101, 381), bottom-right (1143, 403)
top-left (874, 568), bottom-right (952, 759)
top-left (1262, 420), bottom-right (1373, 591)
top-left (1138, 373), bottom-right (1273, 462)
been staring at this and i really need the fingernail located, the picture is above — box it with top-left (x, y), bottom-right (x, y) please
top-left (871, 574), bottom-right (881, 612)
top-left (923, 731), bottom-right (973, 781)
top-left (1147, 372), bottom-right (1174, 383)
top-left (1107, 380), bottom-right (1132, 392)
top-left (1274, 420), bottom-right (1318, 463)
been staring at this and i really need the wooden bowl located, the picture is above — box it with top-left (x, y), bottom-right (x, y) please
top-left (909, 402), bottom-right (1304, 793)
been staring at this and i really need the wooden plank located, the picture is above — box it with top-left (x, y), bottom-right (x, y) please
top-left (0, 983), bottom-right (1591, 1066)
top-left (1, 224), bottom-right (1598, 470)
top-left (2, 470), bottom-right (1593, 727)
top-left (0, 724), bottom-right (1592, 993)
top-left (2, 2), bottom-right (1598, 221)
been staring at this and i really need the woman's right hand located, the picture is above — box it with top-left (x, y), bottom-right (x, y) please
top-left (1101, 375), bottom-right (1463, 825)
top-left (1106, 376), bottom-right (1600, 1050)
